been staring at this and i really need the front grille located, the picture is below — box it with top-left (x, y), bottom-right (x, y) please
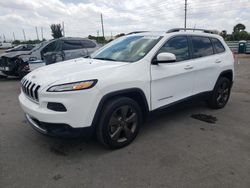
top-left (21, 78), bottom-right (41, 102)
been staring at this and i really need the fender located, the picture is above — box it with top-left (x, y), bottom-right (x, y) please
top-left (91, 88), bottom-right (149, 127)
top-left (216, 69), bottom-right (233, 84)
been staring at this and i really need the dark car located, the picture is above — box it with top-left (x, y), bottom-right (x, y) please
top-left (0, 37), bottom-right (99, 78)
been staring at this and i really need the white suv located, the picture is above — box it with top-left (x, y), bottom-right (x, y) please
top-left (19, 28), bottom-right (234, 149)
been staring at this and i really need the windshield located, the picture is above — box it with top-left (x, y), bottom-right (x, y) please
top-left (91, 35), bottom-right (162, 62)
top-left (31, 41), bottom-right (50, 52)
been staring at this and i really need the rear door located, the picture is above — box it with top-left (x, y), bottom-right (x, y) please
top-left (190, 36), bottom-right (221, 94)
top-left (150, 35), bottom-right (195, 110)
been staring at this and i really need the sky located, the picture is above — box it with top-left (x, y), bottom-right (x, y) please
top-left (0, 0), bottom-right (249, 41)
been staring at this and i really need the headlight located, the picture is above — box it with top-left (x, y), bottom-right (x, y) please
top-left (47, 80), bottom-right (97, 92)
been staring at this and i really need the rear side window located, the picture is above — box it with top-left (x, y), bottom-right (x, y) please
top-left (62, 40), bottom-right (83, 50)
top-left (158, 36), bottom-right (190, 62)
top-left (81, 40), bottom-right (96, 48)
top-left (191, 36), bottom-right (213, 58)
top-left (211, 38), bottom-right (225, 54)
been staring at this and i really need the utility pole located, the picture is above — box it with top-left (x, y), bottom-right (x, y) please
top-left (35, 26), bottom-right (39, 40)
top-left (41, 27), bottom-right (44, 40)
top-left (101, 13), bottom-right (105, 43)
top-left (62, 21), bottom-right (65, 37)
top-left (184, 0), bottom-right (187, 29)
top-left (13, 32), bottom-right (16, 41)
top-left (22, 29), bottom-right (26, 41)
top-left (97, 30), bottom-right (99, 43)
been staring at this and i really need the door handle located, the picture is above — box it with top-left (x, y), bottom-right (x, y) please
top-left (215, 60), bottom-right (222, 63)
top-left (184, 66), bottom-right (193, 70)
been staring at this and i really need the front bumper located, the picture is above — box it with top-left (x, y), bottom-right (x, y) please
top-left (19, 87), bottom-right (101, 130)
top-left (25, 114), bottom-right (94, 137)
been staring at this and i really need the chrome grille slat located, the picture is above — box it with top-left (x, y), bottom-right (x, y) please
top-left (34, 86), bottom-right (40, 100)
top-left (30, 84), bottom-right (35, 98)
top-left (21, 78), bottom-right (41, 103)
top-left (26, 82), bottom-right (32, 96)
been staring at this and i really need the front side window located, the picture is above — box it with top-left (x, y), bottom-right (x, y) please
top-left (41, 41), bottom-right (58, 55)
top-left (62, 40), bottom-right (83, 50)
top-left (192, 36), bottom-right (213, 58)
top-left (157, 36), bottom-right (190, 62)
top-left (91, 35), bottom-right (162, 62)
top-left (211, 38), bottom-right (225, 54)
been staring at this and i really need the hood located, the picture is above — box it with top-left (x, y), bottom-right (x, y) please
top-left (24, 57), bottom-right (129, 87)
top-left (0, 51), bottom-right (31, 58)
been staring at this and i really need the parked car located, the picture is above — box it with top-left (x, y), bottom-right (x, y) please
top-left (0, 42), bottom-right (13, 49)
top-left (0, 45), bottom-right (34, 77)
top-left (0, 50), bottom-right (31, 77)
top-left (26, 37), bottom-right (99, 72)
top-left (19, 28), bottom-right (234, 149)
top-left (0, 37), bottom-right (99, 78)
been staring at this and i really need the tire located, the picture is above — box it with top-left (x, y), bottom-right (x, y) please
top-left (96, 97), bottom-right (142, 149)
top-left (17, 63), bottom-right (29, 78)
top-left (208, 77), bottom-right (232, 109)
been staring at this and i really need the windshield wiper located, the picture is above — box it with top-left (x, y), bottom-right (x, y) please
top-left (93, 57), bottom-right (117, 61)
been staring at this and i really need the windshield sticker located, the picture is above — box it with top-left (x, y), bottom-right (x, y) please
top-left (138, 52), bottom-right (146, 56)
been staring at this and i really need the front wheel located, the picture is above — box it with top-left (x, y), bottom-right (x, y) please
top-left (96, 97), bottom-right (142, 149)
top-left (208, 77), bottom-right (232, 109)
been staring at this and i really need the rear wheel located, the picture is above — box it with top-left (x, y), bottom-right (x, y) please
top-left (208, 77), bottom-right (231, 109)
top-left (96, 97), bottom-right (142, 149)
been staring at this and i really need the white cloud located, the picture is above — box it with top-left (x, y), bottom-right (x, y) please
top-left (0, 0), bottom-right (249, 41)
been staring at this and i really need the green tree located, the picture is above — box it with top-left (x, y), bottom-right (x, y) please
top-left (231, 23), bottom-right (250, 41)
top-left (233, 23), bottom-right (246, 33)
top-left (88, 35), bottom-right (107, 44)
top-left (50, 24), bottom-right (63, 39)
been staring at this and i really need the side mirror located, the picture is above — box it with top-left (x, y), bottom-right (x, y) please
top-left (152, 52), bottom-right (176, 64)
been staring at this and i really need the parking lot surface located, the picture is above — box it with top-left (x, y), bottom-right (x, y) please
top-left (0, 56), bottom-right (250, 188)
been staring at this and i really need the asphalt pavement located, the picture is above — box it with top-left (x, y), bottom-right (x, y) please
top-left (0, 55), bottom-right (250, 188)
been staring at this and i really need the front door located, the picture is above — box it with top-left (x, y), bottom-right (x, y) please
top-left (150, 35), bottom-right (195, 110)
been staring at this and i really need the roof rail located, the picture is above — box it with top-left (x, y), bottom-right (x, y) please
top-left (167, 28), bottom-right (215, 34)
top-left (126, 31), bottom-right (149, 35)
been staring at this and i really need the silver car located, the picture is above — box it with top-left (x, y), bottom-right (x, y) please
top-left (0, 37), bottom-right (99, 78)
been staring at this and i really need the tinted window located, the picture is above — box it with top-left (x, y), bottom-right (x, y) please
top-left (192, 36), bottom-right (213, 58)
top-left (158, 36), bottom-right (190, 62)
top-left (81, 40), bottom-right (96, 48)
top-left (42, 41), bottom-right (58, 54)
top-left (63, 40), bottom-right (83, 50)
top-left (211, 38), bottom-right (225, 54)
